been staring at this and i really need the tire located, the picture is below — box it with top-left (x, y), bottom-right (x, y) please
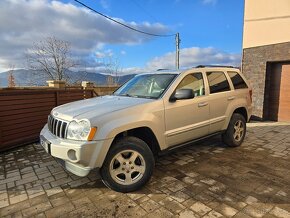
top-left (222, 113), bottom-right (246, 147)
top-left (100, 136), bottom-right (155, 193)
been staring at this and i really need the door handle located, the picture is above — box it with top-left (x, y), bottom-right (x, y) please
top-left (198, 102), bottom-right (208, 107)
top-left (228, 96), bottom-right (236, 100)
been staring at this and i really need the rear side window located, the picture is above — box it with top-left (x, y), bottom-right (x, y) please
top-left (228, 71), bottom-right (248, 89)
top-left (206, 72), bottom-right (230, 94)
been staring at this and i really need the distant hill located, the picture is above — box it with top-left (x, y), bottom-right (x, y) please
top-left (0, 69), bottom-right (135, 87)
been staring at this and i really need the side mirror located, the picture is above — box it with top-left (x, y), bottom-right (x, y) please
top-left (169, 89), bottom-right (194, 102)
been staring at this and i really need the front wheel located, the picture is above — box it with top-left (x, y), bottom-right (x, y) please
top-left (222, 113), bottom-right (246, 147)
top-left (100, 136), bottom-right (155, 193)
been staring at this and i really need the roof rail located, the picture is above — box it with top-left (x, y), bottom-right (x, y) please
top-left (195, 65), bottom-right (235, 68)
top-left (157, 68), bottom-right (174, 71)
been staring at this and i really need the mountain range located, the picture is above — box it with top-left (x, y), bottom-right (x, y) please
top-left (0, 69), bottom-right (135, 87)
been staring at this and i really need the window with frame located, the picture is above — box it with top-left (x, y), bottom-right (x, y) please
top-left (176, 73), bottom-right (205, 97)
top-left (228, 71), bottom-right (248, 89)
top-left (206, 71), bottom-right (230, 94)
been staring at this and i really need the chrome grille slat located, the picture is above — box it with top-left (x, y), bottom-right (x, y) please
top-left (56, 120), bottom-right (60, 137)
top-left (64, 123), bottom-right (68, 138)
top-left (60, 122), bottom-right (64, 138)
top-left (47, 116), bottom-right (50, 130)
top-left (50, 117), bottom-right (53, 130)
top-left (58, 121), bottom-right (62, 137)
top-left (47, 115), bottom-right (68, 139)
top-left (54, 119), bottom-right (57, 135)
top-left (49, 116), bottom-right (53, 130)
top-left (52, 119), bottom-right (56, 135)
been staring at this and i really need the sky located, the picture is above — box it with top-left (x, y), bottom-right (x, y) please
top-left (0, 0), bottom-right (244, 74)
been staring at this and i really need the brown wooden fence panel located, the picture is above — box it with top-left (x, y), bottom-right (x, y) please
top-left (0, 89), bottom-right (95, 151)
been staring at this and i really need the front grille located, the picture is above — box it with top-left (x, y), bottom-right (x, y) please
top-left (48, 115), bottom-right (68, 138)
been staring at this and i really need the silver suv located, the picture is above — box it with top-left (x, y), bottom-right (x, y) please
top-left (40, 66), bottom-right (252, 192)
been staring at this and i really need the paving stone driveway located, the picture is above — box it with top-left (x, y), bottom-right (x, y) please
top-left (1, 122), bottom-right (290, 218)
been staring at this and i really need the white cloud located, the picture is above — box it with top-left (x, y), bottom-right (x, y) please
top-left (146, 47), bottom-right (241, 70)
top-left (95, 49), bottom-right (114, 58)
top-left (122, 67), bottom-right (145, 75)
top-left (120, 50), bottom-right (126, 55)
top-left (202, 0), bottom-right (217, 5)
top-left (0, 0), bottom-right (169, 71)
top-left (120, 47), bottom-right (241, 74)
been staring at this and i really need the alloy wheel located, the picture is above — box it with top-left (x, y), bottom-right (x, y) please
top-left (233, 120), bottom-right (245, 142)
top-left (109, 150), bottom-right (146, 185)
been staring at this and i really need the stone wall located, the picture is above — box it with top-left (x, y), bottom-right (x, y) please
top-left (242, 41), bottom-right (290, 119)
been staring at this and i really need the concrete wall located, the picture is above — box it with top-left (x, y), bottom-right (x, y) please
top-left (243, 0), bottom-right (290, 49)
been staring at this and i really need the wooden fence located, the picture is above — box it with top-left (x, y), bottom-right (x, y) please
top-left (0, 88), bottom-right (95, 151)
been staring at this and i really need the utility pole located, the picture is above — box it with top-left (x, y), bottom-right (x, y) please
top-left (175, 32), bottom-right (180, 70)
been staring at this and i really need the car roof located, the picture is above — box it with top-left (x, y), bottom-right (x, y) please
top-left (140, 70), bottom-right (182, 75)
top-left (191, 66), bottom-right (240, 72)
top-left (140, 66), bottom-right (240, 76)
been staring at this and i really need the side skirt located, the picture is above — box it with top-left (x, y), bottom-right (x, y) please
top-left (158, 131), bottom-right (224, 156)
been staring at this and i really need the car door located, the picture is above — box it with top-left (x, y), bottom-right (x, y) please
top-left (164, 72), bottom-right (210, 147)
top-left (205, 71), bottom-right (232, 133)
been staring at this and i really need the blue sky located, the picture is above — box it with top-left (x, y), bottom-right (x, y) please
top-left (76, 0), bottom-right (244, 70)
top-left (0, 0), bottom-right (244, 73)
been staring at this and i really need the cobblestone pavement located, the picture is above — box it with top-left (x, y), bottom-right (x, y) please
top-left (1, 122), bottom-right (290, 218)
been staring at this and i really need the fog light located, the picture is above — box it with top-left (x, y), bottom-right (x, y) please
top-left (67, 149), bottom-right (77, 161)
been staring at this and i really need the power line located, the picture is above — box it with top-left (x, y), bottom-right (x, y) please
top-left (73, 0), bottom-right (180, 69)
top-left (73, 0), bottom-right (176, 37)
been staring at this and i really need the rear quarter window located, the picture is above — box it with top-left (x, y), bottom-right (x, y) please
top-left (228, 71), bottom-right (248, 89)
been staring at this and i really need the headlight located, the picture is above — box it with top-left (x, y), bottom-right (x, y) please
top-left (67, 120), bottom-right (96, 141)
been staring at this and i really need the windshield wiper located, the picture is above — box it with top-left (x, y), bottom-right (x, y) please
top-left (116, 93), bottom-right (155, 99)
top-left (134, 95), bottom-right (156, 99)
top-left (117, 93), bottom-right (136, 97)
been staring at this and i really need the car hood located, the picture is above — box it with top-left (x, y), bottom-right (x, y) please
top-left (52, 95), bottom-right (153, 121)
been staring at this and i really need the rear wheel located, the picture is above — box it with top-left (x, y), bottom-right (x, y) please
top-left (222, 113), bottom-right (246, 147)
top-left (100, 136), bottom-right (155, 193)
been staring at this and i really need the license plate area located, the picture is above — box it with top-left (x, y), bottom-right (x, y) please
top-left (40, 135), bottom-right (51, 154)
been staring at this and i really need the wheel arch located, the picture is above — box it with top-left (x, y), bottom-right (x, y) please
top-left (112, 126), bottom-right (161, 157)
top-left (233, 107), bottom-right (248, 121)
top-left (223, 106), bottom-right (249, 131)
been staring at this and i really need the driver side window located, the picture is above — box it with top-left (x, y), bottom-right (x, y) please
top-left (177, 73), bottom-right (205, 97)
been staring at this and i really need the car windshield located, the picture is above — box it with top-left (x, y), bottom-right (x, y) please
top-left (114, 74), bottom-right (177, 99)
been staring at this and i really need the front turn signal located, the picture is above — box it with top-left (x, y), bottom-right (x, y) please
top-left (87, 127), bottom-right (97, 141)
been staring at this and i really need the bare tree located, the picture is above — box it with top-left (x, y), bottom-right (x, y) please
top-left (103, 57), bottom-right (122, 85)
top-left (7, 64), bottom-right (16, 87)
top-left (66, 60), bottom-right (90, 86)
top-left (27, 36), bottom-right (75, 82)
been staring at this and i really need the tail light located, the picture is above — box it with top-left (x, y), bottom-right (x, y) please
top-left (249, 89), bottom-right (253, 103)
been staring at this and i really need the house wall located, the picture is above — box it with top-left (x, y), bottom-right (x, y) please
top-left (243, 0), bottom-right (290, 48)
top-left (242, 42), bottom-right (290, 118)
top-left (242, 0), bottom-right (290, 119)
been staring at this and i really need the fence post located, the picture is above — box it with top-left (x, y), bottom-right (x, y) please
top-left (55, 91), bottom-right (59, 106)
top-left (0, 122), bottom-right (2, 148)
top-left (81, 81), bottom-right (94, 99)
top-left (0, 95), bottom-right (2, 147)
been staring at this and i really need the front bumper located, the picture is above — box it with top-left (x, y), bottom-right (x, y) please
top-left (40, 124), bottom-right (111, 177)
